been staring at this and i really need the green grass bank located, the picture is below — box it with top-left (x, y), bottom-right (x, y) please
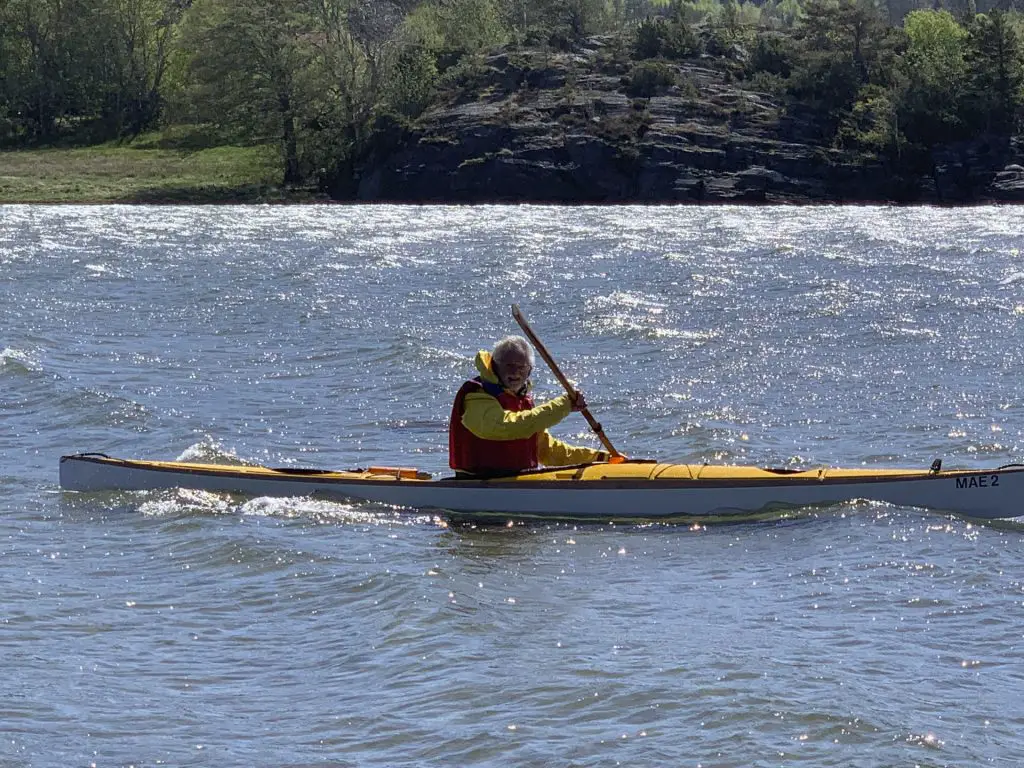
top-left (0, 135), bottom-right (318, 203)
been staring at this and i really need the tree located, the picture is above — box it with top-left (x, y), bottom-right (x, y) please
top-left (633, 16), bottom-right (699, 59)
top-left (0, 0), bottom-right (118, 141)
top-left (896, 9), bottom-right (969, 144)
top-left (103, 0), bottom-right (185, 135)
top-left (382, 43), bottom-right (438, 116)
top-left (676, 0), bottom-right (724, 25)
top-left (836, 82), bottom-right (903, 154)
top-left (529, 0), bottom-right (610, 39)
top-left (787, 0), bottom-right (892, 132)
top-left (0, 0), bottom-right (185, 142)
top-left (963, 10), bottom-right (1024, 132)
top-left (798, 0), bottom-right (890, 80)
top-left (422, 0), bottom-right (508, 60)
top-left (747, 31), bottom-right (797, 76)
top-left (177, 0), bottom-right (316, 183)
top-left (303, 0), bottom-right (404, 165)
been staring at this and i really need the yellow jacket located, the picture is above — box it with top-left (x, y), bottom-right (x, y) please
top-left (460, 351), bottom-right (604, 466)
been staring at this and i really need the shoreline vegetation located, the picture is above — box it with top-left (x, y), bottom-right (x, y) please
top-left (2, 0), bottom-right (1024, 204)
top-left (0, 136), bottom-right (321, 204)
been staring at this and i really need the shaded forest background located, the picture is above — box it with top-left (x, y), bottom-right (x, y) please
top-left (1, 0), bottom-right (1022, 193)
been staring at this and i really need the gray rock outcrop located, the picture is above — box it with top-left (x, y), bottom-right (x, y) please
top-left (346, 43), bottom-right (1023, 204)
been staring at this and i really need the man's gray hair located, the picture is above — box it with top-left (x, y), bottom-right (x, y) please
top-left (492, 335), bottom-right (534, 365)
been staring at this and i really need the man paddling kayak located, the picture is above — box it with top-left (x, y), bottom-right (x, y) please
top-left (449, 335), bottom-right (609, 474)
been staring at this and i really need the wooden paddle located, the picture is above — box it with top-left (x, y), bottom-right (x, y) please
top-left (511, 304), bottom-right (625, 461)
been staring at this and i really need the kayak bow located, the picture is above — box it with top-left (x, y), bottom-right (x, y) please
top-left (58, 453), bottom-right (1024, 521)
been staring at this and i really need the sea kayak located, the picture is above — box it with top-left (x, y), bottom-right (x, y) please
top-left (58, 453), bottom-right (1024, 521)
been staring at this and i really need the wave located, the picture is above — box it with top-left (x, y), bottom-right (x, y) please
top-left (132, 486), bottom-right (435, 526)
top-left (0, 347), bottom-right (42, 374)
top-left (175, 437), bottom-right (252, 465)
top-left (999, 271), bottom-right (1024, 286)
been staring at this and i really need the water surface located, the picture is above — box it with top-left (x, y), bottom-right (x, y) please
top-left (2, 205), bottom-right (1023, 766)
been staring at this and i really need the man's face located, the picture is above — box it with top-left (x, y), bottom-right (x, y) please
top-left (494, 353), bottom-right (532, 392)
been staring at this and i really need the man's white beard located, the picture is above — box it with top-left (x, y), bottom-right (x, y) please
top-left (503, 376), bottom-right (528, 394)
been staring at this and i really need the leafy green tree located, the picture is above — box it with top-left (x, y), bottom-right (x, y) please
top-left (676, 0), bottom-right (724, 25)
top-left (0, 0), bottom-right (118, 141)
top-left (736, 1), bottom-right (763, 27)
top-left (303, 0), bottom-right (406, 157)
top-left (786, 0), bottom-right (896, 137)
top-left (383, 43), bottom-right (438, 116)
top-left (763, 0), bottom-right (804, 28)
top-left (747, 31), bottom-right (797, 76)
top-left (530, 0), bottom-right (611, 39)
top-left (836, 82), bottom-right (902, 152)
top-left (963, 10), bottom-right (1024, 132)
top-left (787, 53), bottom-right (863, 123)
top-left (427, 0), bottom-right (509, 60)
top-left (896, 9), bottom-right (969, 145)
top-left (102, 0), bottom-right (185, 135)
top-left (176, 0), bottom-right (316, 182)
top-left (0, 0), bottom-right (182, 142)
top-left (501, 0), bottom-right (587, 33)
top-left (798, 0), bottom-right (890, 81)
top-left (626, 59), bottom-right (677, 95)
top-left (295, 0), bottom-right (428, 191)
top-left (633, 16), bottom-right (699, 59)
top-left (720, 0), bottom-right (742, 36)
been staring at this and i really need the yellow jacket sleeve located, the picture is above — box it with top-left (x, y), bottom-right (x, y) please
top-left (537, 432), bottom-right (604, 466)
top-left (461, 392), bottom-right (573, 440)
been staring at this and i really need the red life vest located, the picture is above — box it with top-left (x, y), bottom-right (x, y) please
top-left (449, 377), bottom-right (539, 473)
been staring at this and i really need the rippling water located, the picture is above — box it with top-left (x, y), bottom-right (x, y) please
top-left (3, 205), bottom-right (1023, 766)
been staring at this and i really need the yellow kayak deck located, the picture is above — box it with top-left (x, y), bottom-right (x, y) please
top-left (96, 456), bottom-right (939, 484)
top-left (506, 463), bottom-right (934, 483)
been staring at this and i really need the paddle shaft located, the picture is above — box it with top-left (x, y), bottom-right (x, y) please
top-left (511, 304), bottom-right (622, 458)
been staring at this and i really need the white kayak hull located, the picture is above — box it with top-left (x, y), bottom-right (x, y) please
top-left (58, 454), bottom-right (1024, 521)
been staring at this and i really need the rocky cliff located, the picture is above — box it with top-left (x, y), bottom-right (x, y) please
top-left (347, 39), bottom-right (1024, 204)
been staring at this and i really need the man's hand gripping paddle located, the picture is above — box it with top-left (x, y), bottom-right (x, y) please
top-left (511, 304), bottom-right (626, 463)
